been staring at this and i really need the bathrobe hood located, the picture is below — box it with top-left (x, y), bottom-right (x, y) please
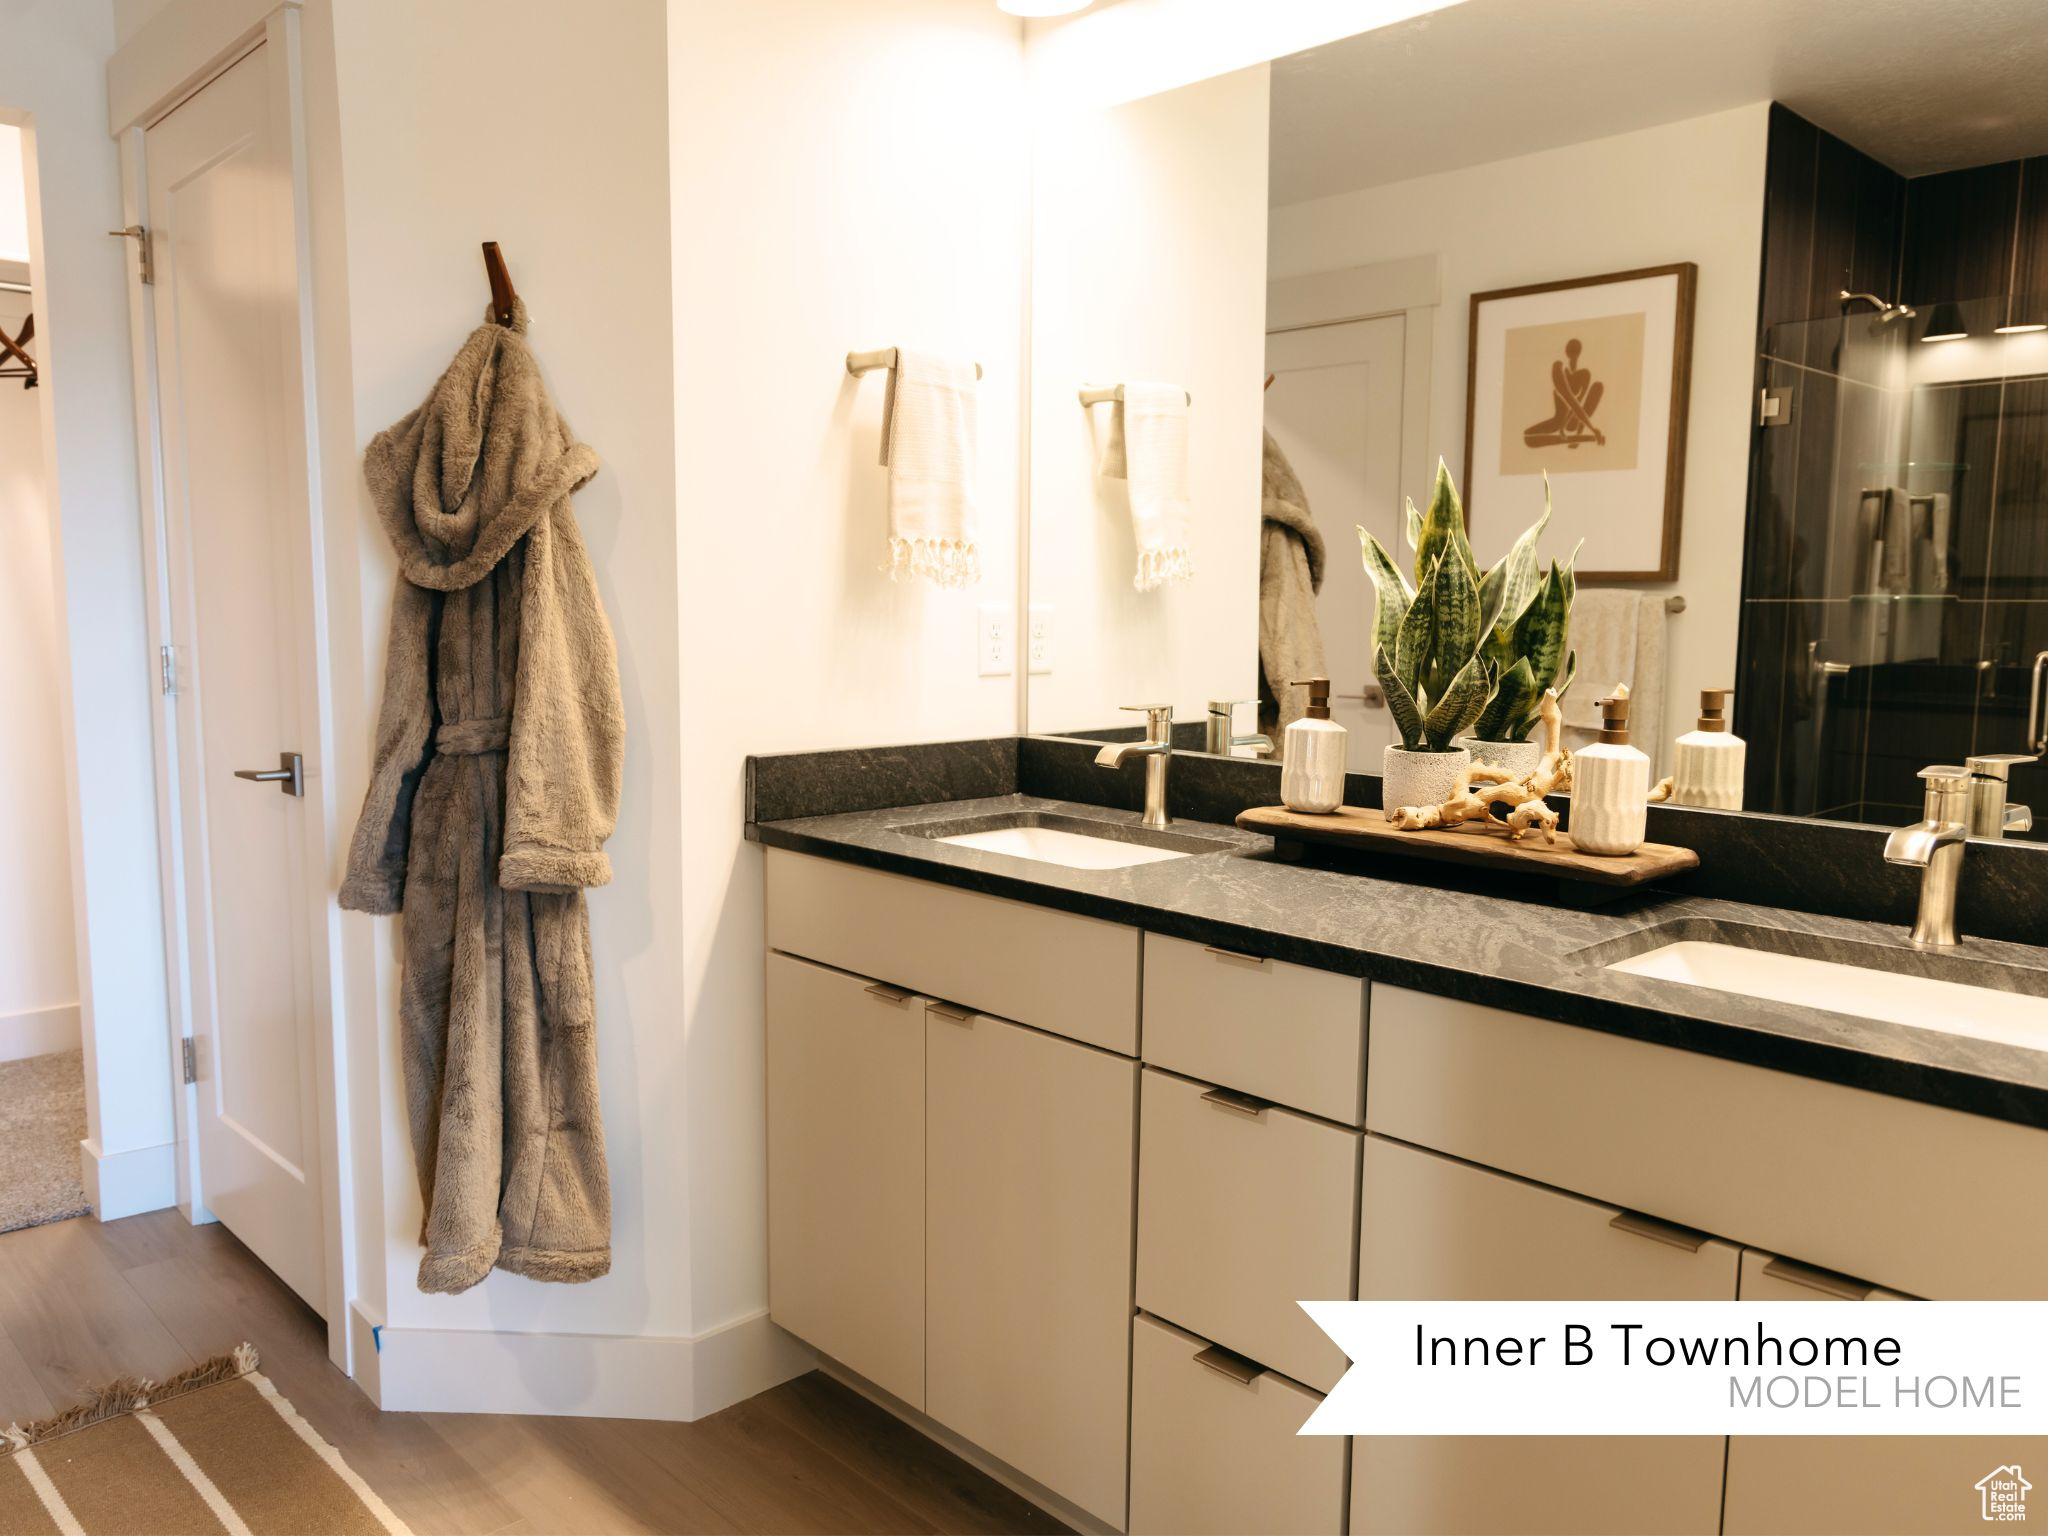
top-left (363, 299), bottom-right (601, 592)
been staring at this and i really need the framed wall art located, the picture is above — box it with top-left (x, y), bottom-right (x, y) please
top-left (1463, 262), bottom-right (1696, 583)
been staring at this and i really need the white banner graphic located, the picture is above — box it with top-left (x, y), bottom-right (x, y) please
top-left (1299, 1302), bottom-right (2048, 1436)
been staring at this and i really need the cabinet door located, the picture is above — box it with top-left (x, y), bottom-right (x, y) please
top-left (765, 954), bottom-right (924, 1408)
top-left (927, 1006), bottom-right (1138, 1531)
top-left (1353, 1136), bottom-right (1734, 1536)
top-left (1724, 1248), bottom-right (2048, 1534)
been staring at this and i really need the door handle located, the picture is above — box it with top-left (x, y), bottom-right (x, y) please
top-left (233, 752), bottom-right (304, 797)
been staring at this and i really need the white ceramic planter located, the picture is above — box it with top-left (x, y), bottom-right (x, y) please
top-left (1455, 736), bottom-right (1542, 779)
top-left (1381, 745), bottom-right (1470, 815)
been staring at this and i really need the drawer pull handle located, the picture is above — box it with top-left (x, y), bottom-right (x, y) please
top-left (1193, 1344), bottom-right (1266, 1386)
top-left (1607, 1210), bottom-right (1711, 1253)
top-left (1200, 1086), bottom-right (1271, 1118)
top-left (1761, 1256), bottom-right (1874, 1300)
top-left (862, 983), bottom-right (915, 1005)
top-left (1203, 945), bottom-right (1271, 969)
top-left (927, 1001), bottom-right (975, 1023)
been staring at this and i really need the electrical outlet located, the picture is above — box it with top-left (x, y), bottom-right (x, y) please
top-left (978, 604), bottom-right (1014, 677)
top-left (1027, 606), bottom-right (1053, 674)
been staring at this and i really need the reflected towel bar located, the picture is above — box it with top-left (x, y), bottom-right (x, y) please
top-left (846, 347), bottom-right (981, 380)
top-left (1078, 383), bottom-right (1191, 407)
top-left (1665, 595), bottom-right (1686, 613)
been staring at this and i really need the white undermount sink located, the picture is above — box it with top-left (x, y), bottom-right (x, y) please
top-left (936, 823), bottom-right (1195, 870)
top-left (1609, 940), bottom-right (2048, 1052)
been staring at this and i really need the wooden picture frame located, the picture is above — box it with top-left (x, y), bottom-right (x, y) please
top-left (1462, 263), bottom-right (1696, 583)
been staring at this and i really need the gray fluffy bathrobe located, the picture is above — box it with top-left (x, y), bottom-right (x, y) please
top-left (1258, 430), bottom-right (1328, 733)
top-left (340, 300), bottom-right (623, 1295)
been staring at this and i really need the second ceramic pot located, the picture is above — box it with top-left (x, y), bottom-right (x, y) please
top-left (1455, 735), bottom-right (1543, 779)
top-left (1381, 744), bottom-right (1470, 814)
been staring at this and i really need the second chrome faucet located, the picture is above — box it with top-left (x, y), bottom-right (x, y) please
top-left (1095, 703), bottom-right (1175, 829)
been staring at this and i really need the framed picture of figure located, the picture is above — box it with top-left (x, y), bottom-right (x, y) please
top-left (1463, 263), bottom-right (1696, 583)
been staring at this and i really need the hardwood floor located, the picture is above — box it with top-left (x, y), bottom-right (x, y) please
top-left (0, 1210), bottom-right (1066, 1536)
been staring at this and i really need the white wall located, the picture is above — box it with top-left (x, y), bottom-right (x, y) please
top-left (1027, 64), bottom-right (1270, 732)
top-left (0, 127), bottom-right (28, 262)
top-left (315, 0), bottom-right (690, 1378)
top-left (0, 0), bottom-right (176, 1211)
top-left (671, 0), bottom-right (1028, 1343)
top-left (1268, 103), bottom-right (1770, 755)
top-left (1023, 0), bottom-right (1464, 111)
top-left (0, 285), bottom-right (81, 1063)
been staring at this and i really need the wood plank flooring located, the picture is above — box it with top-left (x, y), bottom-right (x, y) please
top-left (0, 1210), bottom-right (1066, 1536)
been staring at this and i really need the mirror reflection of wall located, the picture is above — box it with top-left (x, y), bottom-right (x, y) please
top-left (1021, 0), bottom-right (2048, 840)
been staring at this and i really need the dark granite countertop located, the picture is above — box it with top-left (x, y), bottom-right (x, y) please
top-left (751, 791), bottom-right (2048, 1130)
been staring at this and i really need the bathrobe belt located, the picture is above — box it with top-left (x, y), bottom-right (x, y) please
top-left (435, 716), bottom-right (512, 755)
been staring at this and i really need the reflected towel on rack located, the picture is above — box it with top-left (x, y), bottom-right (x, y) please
top-left (1099, 382), bottom-right (1192, 591)
top-left (880, 350), bottom-right (980, 587)
top-left (1259, 430), bottom-right (1326, 731)
top-left (1563, 589), bottom-right (1669, 778)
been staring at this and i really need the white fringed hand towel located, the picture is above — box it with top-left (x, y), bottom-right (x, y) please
top-left (1099, 382), bottom-right (1193, 591)
top-left (880, 351), bottom-right (980, 587)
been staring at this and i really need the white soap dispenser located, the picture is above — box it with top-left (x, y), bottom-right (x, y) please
top-left (1281, 677), bottom-right (1347, 814)
top-left (1571, 685), bottom-right (1649, 856)
top-left (1671, 687), bottom-right (1746, 809)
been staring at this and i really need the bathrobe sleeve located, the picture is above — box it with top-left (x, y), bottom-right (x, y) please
top-left (499, 499), bottom-right (624, 893)
top-left (338, 579), bottom-right (438, 914)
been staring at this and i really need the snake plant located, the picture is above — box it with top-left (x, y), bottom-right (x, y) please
top-left (1360, 461), bottom-right (1579, 752)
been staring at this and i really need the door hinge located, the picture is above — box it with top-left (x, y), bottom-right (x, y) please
top-left (181, 1036), bottom-right (197, 1085)
top-left (109, 224), bottom-right (153, 285)
top-left (160, 644), bottom-right (177, 696)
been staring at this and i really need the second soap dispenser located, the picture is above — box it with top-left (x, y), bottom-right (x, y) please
top-left (1671, 687), bottom-right (1745, 809)
top-left (1572, 685), bottom-right (1650, 855)
top-left (1281, 678), bottom-right (1347, 814)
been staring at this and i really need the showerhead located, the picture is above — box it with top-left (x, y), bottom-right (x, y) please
top-left (1839, 289), bottom-right (1917, 323)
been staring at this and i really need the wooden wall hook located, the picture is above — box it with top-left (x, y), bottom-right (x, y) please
top-left (481, 241), bottom-right (517, 325)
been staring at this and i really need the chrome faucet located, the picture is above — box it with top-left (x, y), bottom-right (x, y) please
top-left (1205, 699), bottom-right (1274, 759)
top-left (1883, 766), bottom-right (1971, 947)
top-left (1095, 703), bottom-right (1174, 830)
top-left (1966, 752), bottom-right (2036, 838)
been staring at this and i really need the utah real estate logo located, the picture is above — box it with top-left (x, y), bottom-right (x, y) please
top-left (1977, 1465), bottom-right (2030, 1522)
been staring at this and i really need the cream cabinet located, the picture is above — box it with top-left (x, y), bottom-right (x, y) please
top-left (1136, 1067), bottom-right (1358, 1392)
top-left (1128, 1313), bottom-right (1346, 1536)
top-left (1351, 1136), bottom-right (1734, 1536)
top-left (764, 953), bottom-right (926, 1408)
top-left (1723, 1247), bottom-right (2048, 1535)
top-left (926, 1005), bottom-right (1139, 1531)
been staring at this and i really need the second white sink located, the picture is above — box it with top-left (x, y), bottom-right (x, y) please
top-left (937, 824), bottom-right (1194, 870)
top-left (1609, 939), bottom-right (2048, 1052)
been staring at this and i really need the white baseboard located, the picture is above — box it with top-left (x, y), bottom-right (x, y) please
top-left (79, 1137), bottom-right (178, 1221)
top-left (0, 1004), bottom-right (81, 1063)
top-left (364, 1305), bottom-right (813, 1421)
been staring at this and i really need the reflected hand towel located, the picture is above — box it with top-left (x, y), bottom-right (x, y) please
top-left (1099, 381), bottom-right (1193, 591)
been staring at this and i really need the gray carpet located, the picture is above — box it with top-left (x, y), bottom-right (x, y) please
top-left (0, 1049), bottom-right (92, 1234)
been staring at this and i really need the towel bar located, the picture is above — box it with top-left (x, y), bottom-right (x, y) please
top-left (1078, 383), bottom-right (1191, 407)
top-left (845, 347), bottom-right (981, 381)
top-left (1665, 595), bottom-right (1686, 613)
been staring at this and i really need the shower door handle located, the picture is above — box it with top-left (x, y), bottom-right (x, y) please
top-left (233, 752), bottom-right (304, 797)
top-left (2030, 651), bottom-right (2048, 754)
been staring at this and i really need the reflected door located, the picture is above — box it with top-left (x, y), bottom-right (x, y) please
top-left (148, 45), bottom-right (326, 1310)
top-left (1266, 316), bottom-right (1406, 770)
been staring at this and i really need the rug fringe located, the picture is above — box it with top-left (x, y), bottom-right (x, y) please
top-left (0, 1344), bottom-right (259, 1458)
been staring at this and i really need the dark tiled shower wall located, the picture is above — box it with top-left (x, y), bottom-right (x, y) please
top-left (1739, 107), bottom-right (2048, 831)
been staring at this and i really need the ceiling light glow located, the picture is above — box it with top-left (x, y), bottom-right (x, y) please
top-left (998, 0), bottom-right (1093, 14)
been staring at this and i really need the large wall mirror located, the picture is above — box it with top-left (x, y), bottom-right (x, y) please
top-left (1021, 0), bottom-right (2048, 841)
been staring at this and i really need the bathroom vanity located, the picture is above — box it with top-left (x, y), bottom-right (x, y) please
top-left (752, 743), bottom-right (2048, 1536)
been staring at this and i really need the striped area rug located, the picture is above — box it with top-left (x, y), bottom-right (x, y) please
top-left (0, 1346), bottom-right (409, 1535)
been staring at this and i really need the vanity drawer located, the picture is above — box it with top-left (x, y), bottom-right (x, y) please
top-left (1353, 1135), bottom-right (1733, 1536)
top-left (1129, 1313), bottom-right (1345, 1536)
top-left (1723, 1247), bottom-right (2048, 1535)
top-left (1137, 1067), bottom-right (1357, 1392)
top-left (765, 847), bottom-right (1139, 1054)
top-left (1366, 984), bottom-right (2048, 1300)
top-left (1141, 933), bottom-right (1364, 1122)
top-left (1358, 1135), bottom-right (1742, 1301)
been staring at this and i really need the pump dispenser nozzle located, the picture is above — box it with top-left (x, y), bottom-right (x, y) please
top-left (1291, 677), bottom-right (1333, 721)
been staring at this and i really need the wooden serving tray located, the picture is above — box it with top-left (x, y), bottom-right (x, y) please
top-left (1235, 804), bottom-right (1699, 889)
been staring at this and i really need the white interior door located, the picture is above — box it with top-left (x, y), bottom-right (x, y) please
top-left (147, 43), bottom-right (325, 1311)
top-left (1266, 316), bottom-right (1407, 770)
